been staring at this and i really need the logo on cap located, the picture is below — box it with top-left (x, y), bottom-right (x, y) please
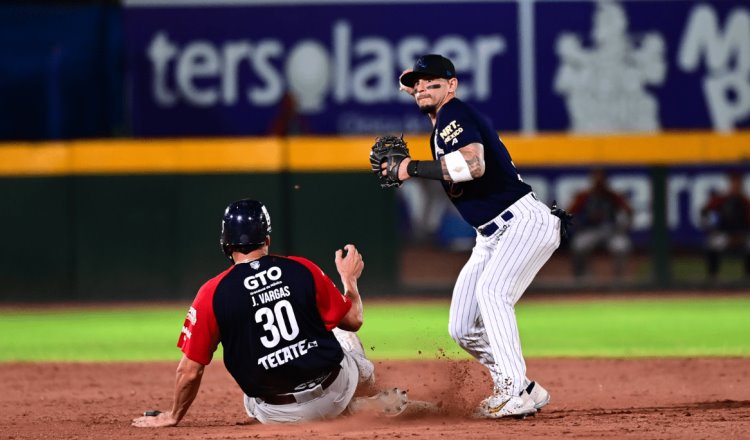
top-left (400, 54), bottom-right (457, 88)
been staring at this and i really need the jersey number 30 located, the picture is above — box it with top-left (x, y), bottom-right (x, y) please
top-left (255, 300), bottom-right (300, 348)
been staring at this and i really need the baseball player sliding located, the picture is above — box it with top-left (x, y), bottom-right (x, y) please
top-left (371, 54), bottom-right (571, 418)
top-left (132, 199), bottom-right (407, 427)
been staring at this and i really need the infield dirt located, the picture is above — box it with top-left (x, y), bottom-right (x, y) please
top-left (1, 358), bottom-right (748, 439)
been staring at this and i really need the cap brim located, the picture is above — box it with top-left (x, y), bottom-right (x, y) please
top-left (399, 71), bottom-right (420, 88)
top-left (400, 71), bottom-right (443, 88)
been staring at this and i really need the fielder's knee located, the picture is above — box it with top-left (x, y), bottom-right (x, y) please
top-left (476, 281), bottom-right (515, 307)
top-left (448, 322), bottom-right (470, 348)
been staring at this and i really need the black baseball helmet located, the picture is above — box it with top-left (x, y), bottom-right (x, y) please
top-left (220, 199), bottom-right (272, 259)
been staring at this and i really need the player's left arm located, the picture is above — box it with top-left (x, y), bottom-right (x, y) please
top-left (131, 355), bottom-right (205, 428)
top-left (399, 142), bottom-right (485, 183)
top-left (447, 142), bottom-right (486, 180)
top-left (334, 244), bottom-right (364, 331)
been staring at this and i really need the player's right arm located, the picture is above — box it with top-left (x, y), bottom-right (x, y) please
top-left (133, 272), bottom-right (226, 428)
top-left (447, 142), bottom-right (486, 179)
top-left (132, 355), bottom-right (205, 428)
top-left (168, 355), bottom-right (205, 424)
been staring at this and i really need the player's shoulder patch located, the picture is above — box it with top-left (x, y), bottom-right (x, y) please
top-left (438, 119), bottom-right (465, 147)
top-left (186, 306), bottom-right (197, 325)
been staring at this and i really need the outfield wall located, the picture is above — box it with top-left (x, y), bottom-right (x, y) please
top-left (0, 132), bottom-right (748, 301)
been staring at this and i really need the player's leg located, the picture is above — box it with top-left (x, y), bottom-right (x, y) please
top-left (523, 379), bottom-right (551, 410)
top-left (448, 242), bottom-right (497, 376)
top-left (243, 394), bottom-right (257, 420)
top-left (450, 242), bottom-right (541, 418)
top-left (570, 227), bottom-right (600, 278)
top-left (607, 231), bottom-right (632, 278)
top-left (475, 195), bottom-right (559, 399)
top-left (333, 327), bottom-right (375, 391)
top-left (706, 231), bottom-right (728, 279)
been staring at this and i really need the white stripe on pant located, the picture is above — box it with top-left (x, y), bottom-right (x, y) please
top-left (448, 192), bottom-right (560, 398)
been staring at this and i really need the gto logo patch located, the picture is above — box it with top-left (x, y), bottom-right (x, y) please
top-left (244, 266), bottom-right (283, 290)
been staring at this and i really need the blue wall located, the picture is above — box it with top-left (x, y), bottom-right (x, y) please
top-left (0, 5), bottom-right (123, 140)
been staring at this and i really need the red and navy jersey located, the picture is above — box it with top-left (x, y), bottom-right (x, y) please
top-left (701, 193), bottom-right (750, 233)
top-left (431, 98), bottom-right (532, 227)
top-left (177, 254), bottom-right (352, 397)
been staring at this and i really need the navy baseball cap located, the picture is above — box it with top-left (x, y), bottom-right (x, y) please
top-left (400, 54), bottom-right (456, 88)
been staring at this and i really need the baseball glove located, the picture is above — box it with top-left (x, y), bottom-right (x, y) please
top-left (550, 200), bottom-right (574, 242)
top-left (369, 135), bottom-right (410, 189)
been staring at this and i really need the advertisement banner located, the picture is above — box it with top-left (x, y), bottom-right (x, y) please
top-left (125, 0), bottom-right (750, 136)
top-left (535, 0), bottom-right (750, 133)
top-left (125, 2), bottom-right (519, 137)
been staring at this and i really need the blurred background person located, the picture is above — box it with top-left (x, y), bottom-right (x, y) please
top-left (700, 171), bottom-right (750, 281)
top-left (568, 168), bottom-right (634, 280)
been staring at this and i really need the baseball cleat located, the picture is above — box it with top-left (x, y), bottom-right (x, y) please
top-left (525, 381), bottom-right (550, 410)
top-left (347, 387), bottom-right (409, 417)
top-left (474, 392), bottom-right (537, 419)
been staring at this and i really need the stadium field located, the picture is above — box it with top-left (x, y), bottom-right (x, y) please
top-left (1, 295), bottom-right (748, 361)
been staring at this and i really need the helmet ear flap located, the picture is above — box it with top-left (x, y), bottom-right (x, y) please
top-left (221, 242), bottom-right (233, 260)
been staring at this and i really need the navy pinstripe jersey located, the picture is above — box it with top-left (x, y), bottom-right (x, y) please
top-left (178, 255), bottom-right (351, 397)
top-left (431, 98), bottom-right (532, 227)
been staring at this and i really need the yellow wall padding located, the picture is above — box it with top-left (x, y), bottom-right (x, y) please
top-left (0, 131), bottom-right (748, 176)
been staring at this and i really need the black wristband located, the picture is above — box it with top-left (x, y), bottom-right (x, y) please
top-left (407, 160), bottom-right (419, 176)
top-left (407, 159), bottom-right (443, 180)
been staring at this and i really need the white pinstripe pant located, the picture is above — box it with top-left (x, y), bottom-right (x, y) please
top-left (448, 193), bottom-right (560, 398)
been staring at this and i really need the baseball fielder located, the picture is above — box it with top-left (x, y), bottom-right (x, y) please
top-left (700, 171), bottom-right (750, 279)
top-left (372, 54), bottom-right (569, 418)
top-left (568, 168), bottom-right (634, 278)
top-left (132, 199), bottom-right (405, 427)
